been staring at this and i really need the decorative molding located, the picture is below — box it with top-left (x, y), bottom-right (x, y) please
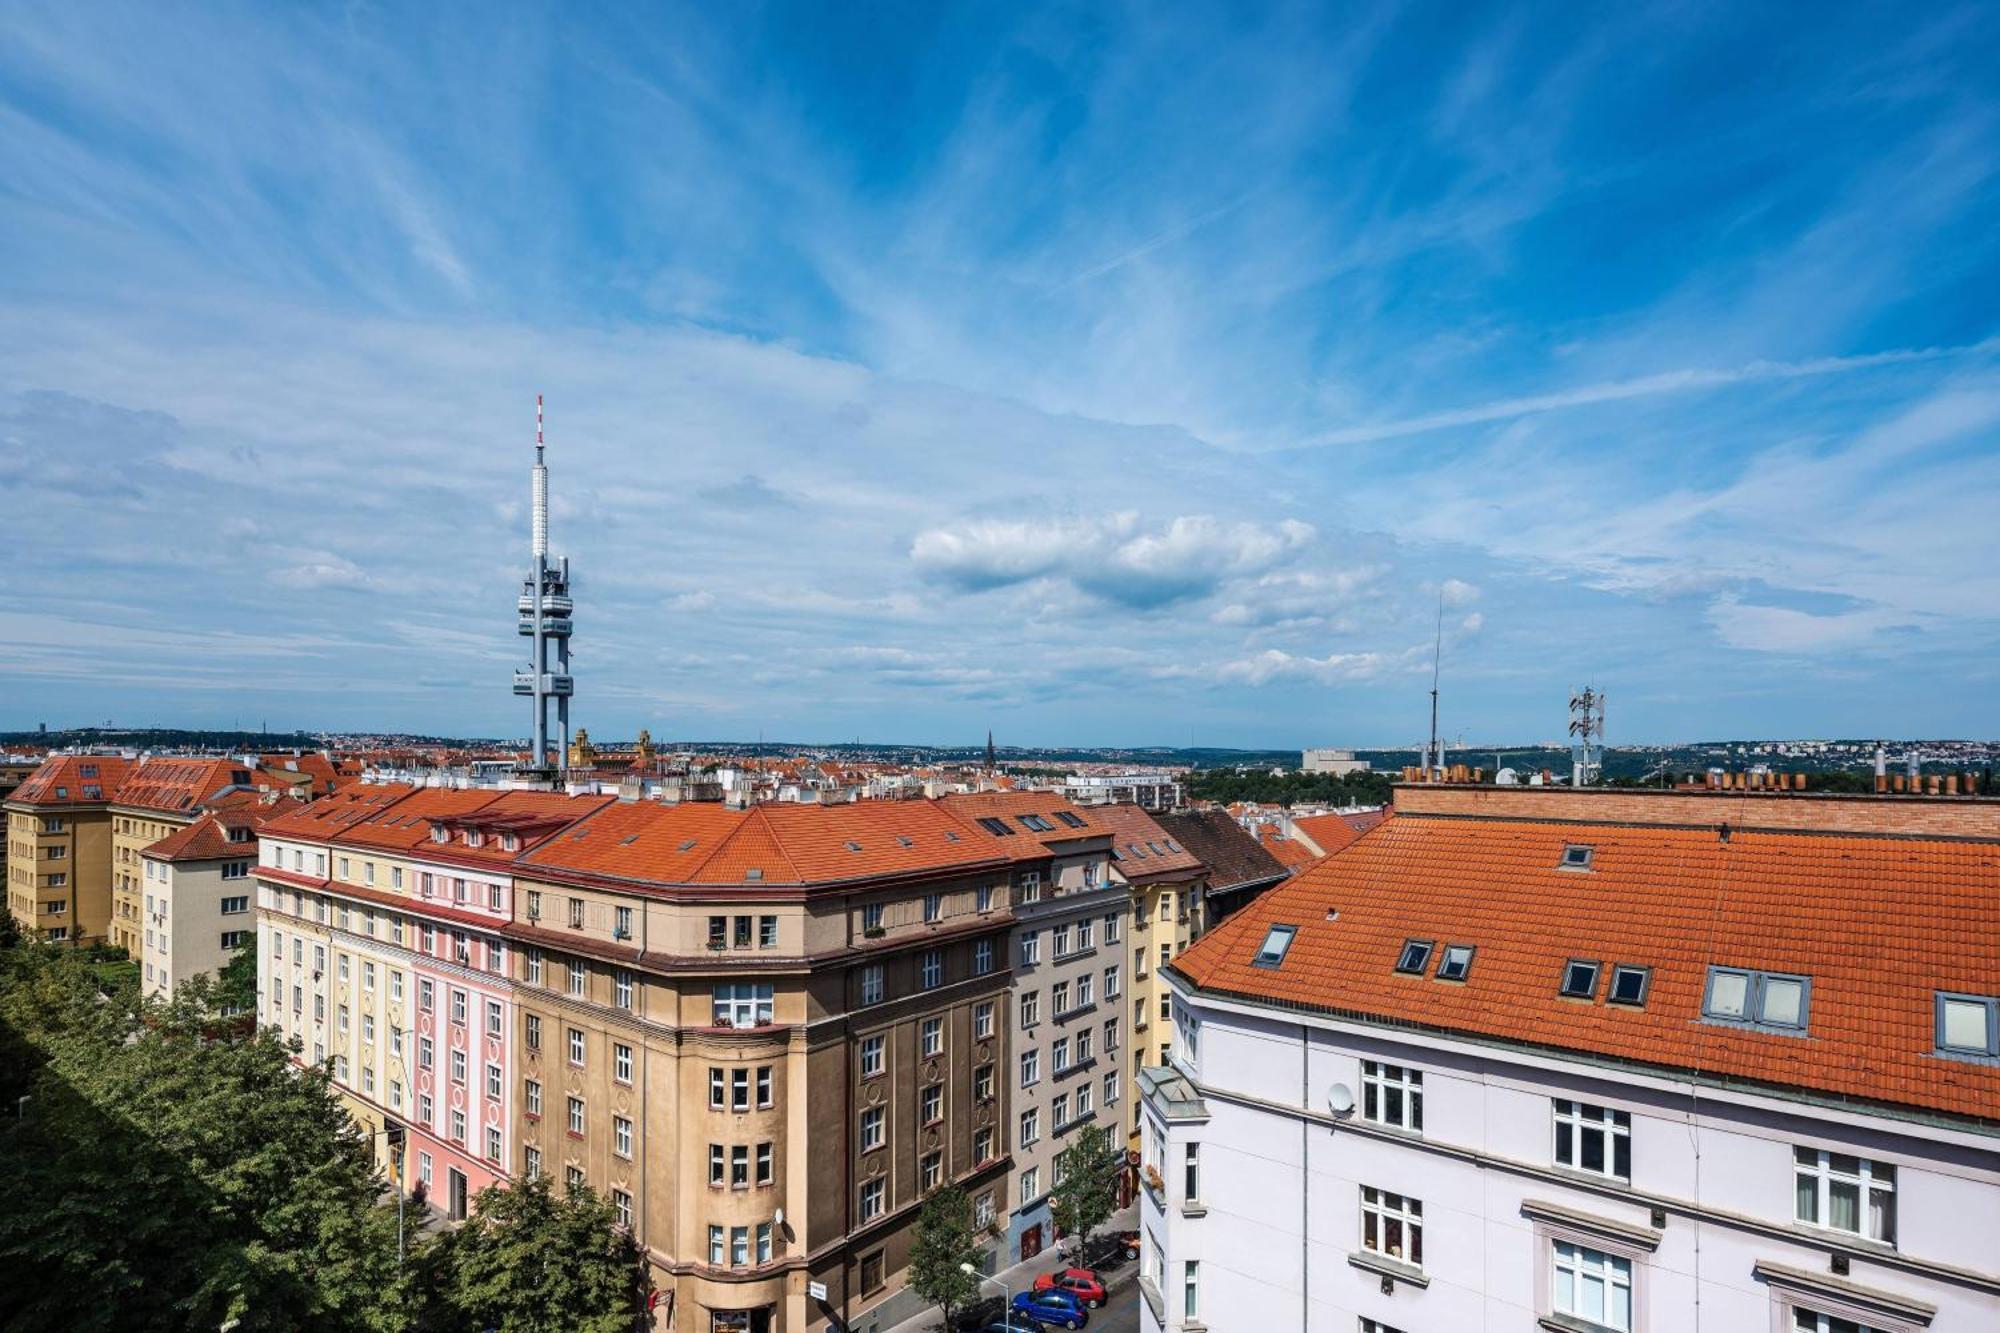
top-left (1520, 1198), bottom-right (1662, 1252)
top-left (1752, 1261), bottom-right (1936, 1328)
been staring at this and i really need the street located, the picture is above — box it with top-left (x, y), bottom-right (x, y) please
top-left (1087, 1274), bottom-right (1142, 1333)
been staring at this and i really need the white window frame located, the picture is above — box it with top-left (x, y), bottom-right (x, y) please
top-left (1359, 1186), bottom-right (1422, 1268)
top-left (1794, 1147), bottom-right (1896, 1245)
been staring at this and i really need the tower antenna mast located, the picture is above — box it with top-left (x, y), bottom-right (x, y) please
top-left (1427, 593), bottom-right (1443, 780)
top-left (512, 394), bottom-right (576, 782)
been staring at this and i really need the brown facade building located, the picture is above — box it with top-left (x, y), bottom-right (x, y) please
top-left (108, 757), bottom-right (257, 955)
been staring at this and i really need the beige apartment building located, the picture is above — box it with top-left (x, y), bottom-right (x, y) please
top-left (109, 757), bottom-right (256, 956)
top-left (1088, 803), bottom-right (1207, 1148)
top-left (137, 797), bottom-right (280, 1000)
top-left (4, 755), bottom-right (134, 942)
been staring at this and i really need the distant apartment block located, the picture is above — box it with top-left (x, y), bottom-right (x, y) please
top-left (4, 755), bottom-right (135, 942)
top-left (1061, 772), bottom-right (1184, 811)
top-left (1301, 746), bottom-right (1371, 775)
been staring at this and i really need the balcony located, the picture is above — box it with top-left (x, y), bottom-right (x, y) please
top-left (516, 592), bottom-right (574, 616)
top-left (517, 617), bottom-right (574, 637)
top-left (511, 671), bottom-right (575, 697)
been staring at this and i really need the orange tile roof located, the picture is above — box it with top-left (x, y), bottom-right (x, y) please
top-left (7, 755), bottom-right (136, 806)
top-left (1089, 802), bottom-right (1205, 878)
top-left (1254, 822), bottom-right (1321, 870)
top-left (258, 783), bottom-right (417, 839)
top-left (114, 757), bottom-right (255, 814)
top-left (1170, 812), bottom-right (2000, 1125)
top-left (1290, 808), bottom-right (1387, 856)
top-left (936, 791), bottom-right (1108, 863)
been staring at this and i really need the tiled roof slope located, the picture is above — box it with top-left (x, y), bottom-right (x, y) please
top-left (1090, 802), bottom-right (1204, 879)
top-left (1254, 822), bottom-right (1321, 870)
top-left (115, 757), bottom-right (255, 814)
top-left (8, 756), bottom-right (136, 805)
top-left (143, 793), bottom-right (302, 862)
top-left (1152, 808), bottom-right (1288, 893)
top-left (1169, 813), bottom-right (2000, 1124)
top-left (258, 783), bottom-right (416, 838)
top-left (936, 792), bottom-right (1109, 864)
top-left (522, 799), bottom-right (1006, 888)
top-left (1291, 808), bottom-right (1388, 856)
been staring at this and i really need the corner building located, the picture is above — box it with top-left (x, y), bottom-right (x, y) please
top-left (509, 798), bottom-right (1018, 1333)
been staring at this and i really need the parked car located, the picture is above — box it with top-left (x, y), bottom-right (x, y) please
top-left (1011, 1288), bottom-right (1089, 1329)
top-left (977, 1321), bottom-right (1042, 1333)
top-left (1032, 1268), bottom-right (1107, 1308)
top-left (954, 1296), bottom-right (1009, 1331)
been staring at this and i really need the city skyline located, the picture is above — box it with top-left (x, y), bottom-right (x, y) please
top-left (5, 2), bottom-right (1999, 748)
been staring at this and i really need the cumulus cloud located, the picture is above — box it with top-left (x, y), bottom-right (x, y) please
top-left (1210, 567), bottom-right (1384, 627)
top-left (270, 554), bottom-right (374, 591)
top-left (1210, 647), bottom-right (1397, 686)
top-left (1440, 578), bottom-right (1481, 607)
top-left (911, 513), bottom-right (1317, 609)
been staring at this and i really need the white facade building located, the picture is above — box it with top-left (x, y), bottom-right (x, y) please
top-left (1301, 748), bottom-right (1372, 776)
top-left (1139, 783), bottom-right (2000, 1333)
top-left (138, 806), bottom-right (264, 1001)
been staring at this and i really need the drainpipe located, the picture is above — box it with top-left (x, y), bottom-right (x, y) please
top-left (1300, 1024), bottom-right (1310, 1333)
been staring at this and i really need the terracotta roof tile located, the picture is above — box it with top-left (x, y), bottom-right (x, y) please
top-left (7, 756), bottom-right (136, 806)
top-left (1152, 808), bottom-right (1288, 893)
top-left (1088, 802), bottom-right (1205, 878)
top-left (1170, 813), bottom-right (2000, 1124)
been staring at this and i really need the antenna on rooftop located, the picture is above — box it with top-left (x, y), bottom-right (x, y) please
top-left (1426, 594), bottom-right (1443, 780)
top-left (1568, 686), bottom-right (1605, 787)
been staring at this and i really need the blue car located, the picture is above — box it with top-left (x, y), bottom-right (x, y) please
top-left (1011, 1288), bottom-right (1089, 1329)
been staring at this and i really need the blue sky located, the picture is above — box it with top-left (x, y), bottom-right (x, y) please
top-left (2, 2), bottom-right (1998, 748)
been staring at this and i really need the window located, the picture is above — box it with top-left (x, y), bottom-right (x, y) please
top-left (1020, 1049), bottom-right (1039, 1087)
top-left (1795, 1148), bottom-right (1895, 1243)
top-left (450, 1049), bottom-right (466, 1084)
top-left (568, 1028), bottom-right (586, 1066)
top-left (860, 1250), bottom-right (886, 1294)
top-left (1937, 992), bottom-right (2000, 1056)
top-left (1021, 990), bottom-right (1040, 1027)
top-left (614, 969), bottom-right (633, 1010)
top-left (1183, 1143), bottom-right (1200, 1202)
top-left (1553, 1241), bottom-right (1631, 1331)
top-left (487, 999), bottom-right (503, 1036)
top-left (730, 1144), bottom-right (750, 1187)
top-left (921, 1017), bottom-right (943, 1057)
top-left (485, 1062), bottom-right (501, 1099)
top-left (975, 1063), bottom-right (994, 1101)
top-left (712, 983), bottom-right (774, 1027)
top-left (758, 915), bottom-right (777, 948)
top-left (861, 1035), bottom-right (884, 1078)
top-left (921, 1150), bottom-right (943, 1192)
top-left (860, 1178), bottom-right (885, 1221)
top-left (1395, 939), bottom-right (1433, 974)
top-left (708, 1224), bottom-right (725, 1263)
top-left (614, 1042), bottom-right (633, 1084)
top-left (1359, 1321), bottom-right (1409, 1333)
top-left (709, 1068), bottom-right (726, 1109)
top-left (525, 1014), bottom-right (541, 1050)
top-left (921, 1083), bottom-right (943, 1123)
top-left (861, 1107), bottom-right (885, 1150)
top-left (1436, 944), bottom-right (1474, 981)
top-left (731, 1068), bottom-right (752, 1111)
top-left (974, 938), bottom-right (994, 974)
top-left (1053, 1037), bottom-right (1071, 1071)
top-left (734, 915), bottom-right (753, 949)
top-left (1020, 1108), bottom-right (1040, 1145)
top-left (1104, 910), bottom-right (1122, 944)
top-left (1704, 966), bottom-right (1811, 1031)
top-left (450, 988), bottom-right (466, 1025)
top-left (1554, 1100), bottom-right (1631, 1180)
top-left (220, 895), bottom-right (249, 915)
top-left (1253, 924), bottom-right (1297, 968)
top-left (1561, 959), bottom-right (1600, 998)
top-left (1560, 844), bottom-right (1595, 870)
top-left (418, 1036), bottom-right (434, 1070)
top-left (1362, 1061), bottom-right (1423, 1132)
top-left (1183, 1260), bottom-right (1199, 1320)
top-left (1105, 1017), bottom-right (1120, 1051)
top-left (923, 893), bottom-right (942, 923)
top-left (1608, 964), bottom-right (1651, 1006)
top-left (1020, 1166), bottom-right (1039, 1202)
top-left (450, 1107), bottom-right (465, 1142)
top-left (976, 884), bottom-right (994, 912)
top-left (1054, 924), bottom-right (1073, 956)
top-left (1105, 964), bottom-right (1121, 998)
top-left (1104, 1070), bottom-right (1119, 1105)
top-left (614, 905), bottom-right (633, 938)
top-left (1791, 1311), bottom-right (1890, 1333)
top-left (861, 902), bottom-right (884, 933)
top-left (567, 1096), bottom-right (585, 1135)
top-left (1020, 931), bottom-right (1040, 966)
top-left (526, 1080), bottom-right (542, 1116)
top-left (860, 965), bottom-right (883, 1006)
top-left (756, 1220), bottom-right (772, 1261)
top-left (708, 1144), bottom-right (726, 1186)
top-left (568, 897), bottom-right (585, 929)
top-left (568, 960), bottom-right (586, 997)
top-left (523, 1146), bottom-right (541, 1180)
top-left (920, 950), bottom-right (942, 990)
top-left (486, 1124), bottom-right (502, 1162)
top-left (1078, 974), bottom-right (1095, 1008)
top-left (1052, 981), bottom-right (1071, 1014)
top-left (975, 1127), bottom-right (996, 1164)
top-left (611, 1188), bottom-right (633, 1229)
top-left (219, 930), bottom-right (248, 949)
top-left (974, 1000), bottom-right (995, 1039)
top-left (526, 948), bottom-right (543, 986)
top-left (1052, 1093), bottom-right (1069, 1127)
top-left (1360, 1187), bottom-right (1422, 1267)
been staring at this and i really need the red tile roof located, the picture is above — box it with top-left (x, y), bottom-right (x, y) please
top-left (1253, 822), bottom-right (1322, 870)
top-left (935, 792), bottom-right (1108, 864)
top-left (1170, 811), bottom-right (2000, 1125)
top-left (1290, 808), bottom-right (1388, 856)
top-left (258, 783), bottom-right (417, 838)
top-left (7, 756), bottom-right (136, 806)
top-left (1089, 802), bottom-right (1204, 879)
top-left (114, 757), bottom-right (255, 815)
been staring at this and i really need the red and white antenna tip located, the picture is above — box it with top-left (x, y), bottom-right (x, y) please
top-left (536, 394), bottom-right (544, 448)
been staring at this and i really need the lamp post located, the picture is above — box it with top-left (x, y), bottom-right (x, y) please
top-left (961, 1261), bottom-right (1008, 1328)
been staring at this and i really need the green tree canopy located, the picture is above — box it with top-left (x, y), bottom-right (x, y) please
top-left (1049, 1123), bottom-right (1119, 1262)
top-left (906, 1183), bottom-right (981, 1326)
top-left (417, 1174), bottom-right (646, 1333)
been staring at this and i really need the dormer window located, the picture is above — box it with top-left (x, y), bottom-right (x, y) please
top-left (1703, 966), bottom-right (1810, 1033)
top-left (1395, 940), bottom-right (1434, 975)
top-left (1936, 993), bottom-right (2000, 1057)
top-left (466, 831), bottom-right (483, 848)
top-left (1608, 965), bottom-right (1651, 1006)
top-left (431, 826), bottom-right (448, 843)
top-left (1560, 845), bottom-right (1594, 870)
top-left (1560, 959), bottom-right (1600, 998)
top-left (1436, 944), bottom-right (1475, 982)
top-left (1252, 924), bottom-right (1297, 969)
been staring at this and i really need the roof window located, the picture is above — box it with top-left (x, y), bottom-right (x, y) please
top-left (1395, 940), bottom-right (1434, 975)
top-left (1560, 844), bottom-right (1594, 870)
top-left (1436, 944), bottom-right (1475, 982)
top-left (1703, 966), bottom-right (1810, 1033)
top-left (1253, 924), bottom-right (1297, 968)
top-left (79, 764), bottom-right (98, 778)
top-left (1936, 993), bottom-right (2000, 1058)
top-left (1018, 814), bottom-right (1054, 832)
top-left (743, 868), bottom-right (763, 881)
top-left (1608, 965), bottom-right (1651, 1006)
top-left (844, 841), bottom-right (862, 852)
top-left (1054, 811), bottom-right (1086, 829)
top-left (944, 830), bottom-right (960, 843)
top-left (677, 839), bottom-right (697, 852)
top-left (1560, 960), bottom-right (1600, 999)
top-left (976, 817), bottom-right (1015, 837)
top-left (896, 836), bottom-right (914, 848)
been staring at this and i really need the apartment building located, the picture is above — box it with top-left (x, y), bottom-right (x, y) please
top-left (1061, 773), bottom-right (1184, 811)
top-left (943, 792), bottom-right (1124, 1264)
top-left (1091, 802), bottom-right (1206, 1147)
top-left (1139, 783), bottom-right (2000, 1333)
top-left (109, 757), bottom-right (256, 955)
top-left (1152, 807), bottom-right (1287, 927)
top-left (3, 755), bottom-right (134, 941)
top-left (138, 793), bottom-right (291, 999)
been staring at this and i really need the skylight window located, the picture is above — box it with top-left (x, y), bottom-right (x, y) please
top-left (896, 836), bottom-right (914, 848)
top-left (1936, 993), bottom-right (2000, 1057)
top-left (1608, 965), bottom-right (1651, 1006)
top-left (1018, 814), bottom-right (1054, 832)
top-left (944, 831), bottom-right (960, 842)
top-left (1395, 940), bottom-right (1434, 975)
top-left (1703, 966), bottom-right (1811, 1032)
top-left (1560, 845), bottom-right (1594, 870)
top-left (976, 817), bottom-right (1015, 837)
top-left (1054, 811), bottom-right (1086, 829)
top-left (1253, 924), bottom-right (1297, 968)
top-left (1560, 960), bottom-right (1600, 998)
top-left (844, 841), bottom-right (863, 852)
top-left (744, 868), bottom-right (763, 881)
top-left (1436, 945), bottom-right (1475, 982)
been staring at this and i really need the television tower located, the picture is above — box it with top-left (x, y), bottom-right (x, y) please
top-left (1568, 686), bottom-right (1605, 788)
top-left (513, 395), bottom-right (575, 777)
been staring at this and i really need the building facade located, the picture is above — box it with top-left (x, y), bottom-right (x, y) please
top-left (138, 796), bottom-right (277, 1000)
top-left (4, 755), bottom-right (133, 942)
top-left (943, 792), bottom-right (1125, 1264)
top-left (1139, 783), bottom-right (2000, 1333)
top-left (1061, 773), bottom-right (1185, 811)
top-left (109, 757), bottom-right (255, 956)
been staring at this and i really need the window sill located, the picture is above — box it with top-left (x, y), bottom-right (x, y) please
top-left (1538, 1316), bottom-right (1623, 1333)
top-left (1346, 1251), bottom-right (1428, 1289)
top-left (1180, 1204), bottom-right (1207, 1219)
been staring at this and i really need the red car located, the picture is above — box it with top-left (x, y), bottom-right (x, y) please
top-left (1032, 1268), bottom-right (1106, 1308)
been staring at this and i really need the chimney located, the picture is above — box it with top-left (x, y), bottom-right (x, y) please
top-left (1945, 774), bottom-right (1960, 796)
top-left (1874, 772), bottom-right (1887, 794)
top-left (1927, 775), bottom-right (1942, 797)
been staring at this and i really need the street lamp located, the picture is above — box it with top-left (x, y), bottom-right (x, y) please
top-left (961, 1261), bottom-right (1008, 1326)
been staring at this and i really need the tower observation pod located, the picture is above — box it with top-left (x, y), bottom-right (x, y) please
top-left (512, 394), bottom-right (575, 776)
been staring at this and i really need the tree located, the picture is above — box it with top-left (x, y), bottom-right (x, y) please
top-left (1049, 1123), bottom-right (1119, 1262)
top-left (214, 936), bottom-right (259, 1019)
top-left (906, 1184), bottom-right (981, 1328)
top-left (0, 899), bottom-right (19, 951)
top-left (418, 1174), bottom-right (646, 1333)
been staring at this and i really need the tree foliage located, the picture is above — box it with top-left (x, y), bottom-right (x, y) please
top-left (416, 1174), bottom-right (646, 1333)
top-left (906, 1184), bottom-right (981, 1326)
top-left (1186, 767), bottom-right (1393, 809)
top-left (1049, 1123), bottom-right (1119, 1261)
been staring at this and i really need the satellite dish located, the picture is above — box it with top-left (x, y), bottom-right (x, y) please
top-left (1328, 1083), bottom-right (1356, 1116)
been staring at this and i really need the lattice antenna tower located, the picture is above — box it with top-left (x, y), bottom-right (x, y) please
top-left (1568, 686), bottom-right (1605, 788)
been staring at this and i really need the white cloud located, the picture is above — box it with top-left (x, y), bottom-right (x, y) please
top-left (1210, 647), bottom-right (1398, 686)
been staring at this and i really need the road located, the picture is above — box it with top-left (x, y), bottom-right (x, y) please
top-left (1088, 1274), bottom-right (1142, 1333)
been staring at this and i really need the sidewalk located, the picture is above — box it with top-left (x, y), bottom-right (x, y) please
top-left (879, 1206), bottom-right (1139, 1333)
